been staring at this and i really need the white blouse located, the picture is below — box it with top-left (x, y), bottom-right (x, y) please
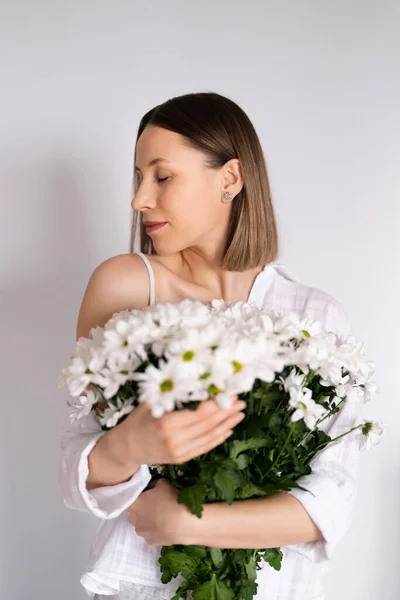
top-left (59, 258), bottom-right (362, 600)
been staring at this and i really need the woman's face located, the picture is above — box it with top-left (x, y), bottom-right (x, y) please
top-left (131, 125), bottom-right (236, 256)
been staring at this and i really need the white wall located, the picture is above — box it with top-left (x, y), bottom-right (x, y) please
top-left (1, 1), bottom-right (398, 598)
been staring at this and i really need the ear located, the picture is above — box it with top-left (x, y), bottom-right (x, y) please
top-left (221, 158), bottom-right (244, 201)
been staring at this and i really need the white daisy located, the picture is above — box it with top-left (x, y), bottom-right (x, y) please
top-left (67, 388), bottom-right (98, 422)
top-left (66, 350), bottom-right (105, 397)
top-left (131, 358), bottom-right (191, 417)
top-left (289, 387), bottom-right (326, 430)
top-left (99, 397), bottom-right (135, 428)
top-left (354, 420), bottom-right (385, 451)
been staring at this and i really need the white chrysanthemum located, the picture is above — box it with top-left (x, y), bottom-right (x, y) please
top-left (288, 387), bottom-right (326, 430)
top-left (74, 327), bottom-right (105, 359)
top-left (344, 385), bottom-right (366, 404)
top-left (210, 338), bottom-right (260, 390)
top-left (298, 316), bottom-right (326, 338)
top-left (164, 325), bottom-right (220, 373)
top-left (334, 374), bottom-right (351, 397)
top-left (293, 336), bottom-right (343, 385)
top-left (272, 311), bottom-right (305, 341)
top-left (58, 299), bottom-right (379, 433)
top-left (279, 368), bottom-right (306, 392)
top-left (103, 313), bottom-right (152, 358)
top-left (247, 334), bottom-right (285, 382)
top-left (107, 308), bottom-right (138, 327)
top-left (65, 349), bottom-right (105, 397)
top-left (67, 388), bottom-right (99, 422)
top-left (361, 380), bottom-right (379, 403)
top-left (234, 337), bottom-right (281, 388)
top-left (131, 358), bottom-right (192, 417)
top-left (86, 325), bottom-right (106, 346)
top-left (212, 301), bottom-right (259, 322)
top-left (353, 420), bottom-right (385, 450)
top-left (98, 397), bottom-right (135, 428)
top-left (150, 299), bottom-right (211, 330)
top-left (96, 355), bottom-right (141, 399)
top-left (334, 336), bottom-right (374, 387)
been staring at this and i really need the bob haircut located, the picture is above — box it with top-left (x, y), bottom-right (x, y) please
top-left (130, 91), bottom-right (279, 271)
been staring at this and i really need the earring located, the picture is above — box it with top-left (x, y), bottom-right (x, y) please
top-left (223, 192), bottom-right (233, 201)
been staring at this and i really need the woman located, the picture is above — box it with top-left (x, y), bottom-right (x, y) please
top-left (60, 92), bottom-right (361, 600)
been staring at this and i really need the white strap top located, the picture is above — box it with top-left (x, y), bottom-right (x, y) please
top-left (136, 252), bottom-right (156, 307)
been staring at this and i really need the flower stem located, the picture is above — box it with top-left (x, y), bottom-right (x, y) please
top-left (307, 424), bottom-right (363, 455)
top-left (264, 422), bottom-right (295, 476)
top-left (294, 397), bottom-right (346, 450)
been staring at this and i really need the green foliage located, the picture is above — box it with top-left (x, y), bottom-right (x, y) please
top-left (213, 461), bottom-right (243, 504)
top-left (193, 574), bottom-right (235, 600)
top-left (157, 373), bottom-right (345, 599)
top-left (177, 484), bottom-right (209, 518)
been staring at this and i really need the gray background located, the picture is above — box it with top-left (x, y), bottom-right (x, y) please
top-left (1, 1), bottom-right (398, 599)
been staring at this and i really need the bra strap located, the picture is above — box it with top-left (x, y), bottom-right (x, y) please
top-left (136, 252), bottom-right (156, 307)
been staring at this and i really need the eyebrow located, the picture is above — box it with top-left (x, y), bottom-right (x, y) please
top-left (134, 158), bottom-right (171, 172)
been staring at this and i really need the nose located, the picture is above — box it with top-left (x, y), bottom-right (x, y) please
top-left (131, 188), bottom-right (156, 212)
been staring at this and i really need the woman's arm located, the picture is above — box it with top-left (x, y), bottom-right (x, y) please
top-left (86, 420), bottom-right (140, 490)
top-left (75, 253), bottom-right (153, 491)
top-left (182, 491), bottom-right (323, 548)
top-left (59, 408), bottom-right (151, 520)
top-left (59, 254), bottom-right (154, 518)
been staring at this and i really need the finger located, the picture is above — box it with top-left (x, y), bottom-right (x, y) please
top-left (171, 397), bottom-right (240, 425)
top-left (167, 408), bottom-right (246, 446)
top-left (160, 396), bottom-right (245, 432)
top-left (175, 427), bottom-right (236, 463)
top-left (170, 412), bottom-right (246, 463)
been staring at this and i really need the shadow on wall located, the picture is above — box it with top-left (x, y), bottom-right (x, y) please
top-left (1, 143), bottom-right (110, 600)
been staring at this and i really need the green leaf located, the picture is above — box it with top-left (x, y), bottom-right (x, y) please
top-left (235, 482), bottom-right (272, 499)
top-left (185, 545), bottom-right (208, 560)
top-left (230, 549), bottom-right (250, 564)
top-left (240, 581), bottom-right (258, 600)
top-left (261, 547), bottom-right (283, 571)
top-left (213, 464), bottom-right (242, 504)
top-left (158, 550), bottom-right (199, 579)
top-left (171, 581), bottom-right (190, 600)
top-left (160, 564), bottom-right (173, 584)
top-left (267, 412), bottom-right (282, 429)
top-left (177, 484), bottom-right (208, 518)
top-left (245, 558), bottom-right (257, 581)
top-left (193, 573), bottom-right (235, 600)
top-left (229, 437), bottom-right (271, 460)
top-left (234, 453), bottom-right (250, 470)
top-left (210, 547), bottom-right (224, 569)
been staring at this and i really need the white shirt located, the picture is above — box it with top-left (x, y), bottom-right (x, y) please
top-left (59, 259), bottom-right (362, 600)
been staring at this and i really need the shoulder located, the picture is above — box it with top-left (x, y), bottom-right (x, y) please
top-left (75, 253), bottom-right (152, 340)
top-left (86, 253), bottom-right (151, 297)
top-left (267, 264), bottom-right (353, 339)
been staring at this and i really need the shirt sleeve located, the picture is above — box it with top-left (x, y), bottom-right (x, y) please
top-left (284, 298), bottom-right (363, 563)
top-left (59, 408), bottom-right (152, 520)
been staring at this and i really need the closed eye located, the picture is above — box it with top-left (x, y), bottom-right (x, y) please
top-left (158, 177), bottom-right (169, 183)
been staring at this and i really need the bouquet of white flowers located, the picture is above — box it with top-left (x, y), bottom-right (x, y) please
top-left (58, 299), bottom-right (383, 600)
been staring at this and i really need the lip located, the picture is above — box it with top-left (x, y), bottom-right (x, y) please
top-left (144, 221), bottom-right (167, 234)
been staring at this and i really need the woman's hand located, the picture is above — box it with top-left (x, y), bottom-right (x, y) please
top-left (117, 396), bottom-right (246, 466)
top-left (128, 478), bottom-right (193, 546)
